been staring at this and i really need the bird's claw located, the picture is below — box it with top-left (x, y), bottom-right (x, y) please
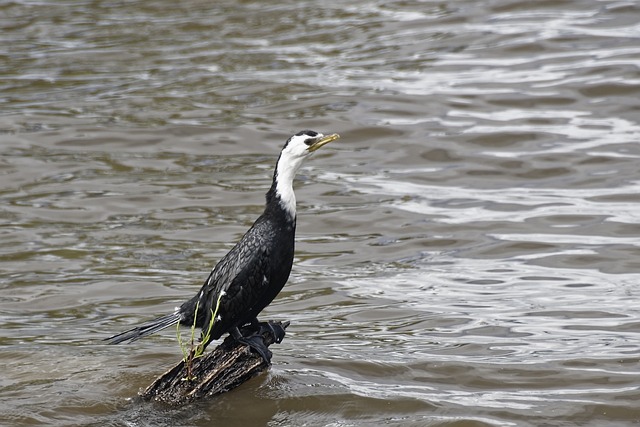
top-left (236, 334), bottom-right (273, 364)
top-left (256, 321), bottom-right (286, 343)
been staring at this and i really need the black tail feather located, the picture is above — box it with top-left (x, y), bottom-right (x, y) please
top-left (104, 311), bottom-right (182, 344)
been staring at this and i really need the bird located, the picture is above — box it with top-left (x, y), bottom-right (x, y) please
top-left (105, 130), bottom-right (340, 363)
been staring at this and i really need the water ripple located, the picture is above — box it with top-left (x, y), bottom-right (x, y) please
top-left (2, 0), bottom-right (640, 426)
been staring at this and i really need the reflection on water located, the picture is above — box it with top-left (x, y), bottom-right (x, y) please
top-left (1, 0), bottom-right (640, 426)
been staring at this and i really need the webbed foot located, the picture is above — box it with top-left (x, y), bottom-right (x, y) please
top-left (255, 320), bottom-right (286, 344)
top-left (231, 327), bottom-right (273, 364)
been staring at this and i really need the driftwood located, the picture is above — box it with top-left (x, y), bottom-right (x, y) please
top-left (140, 321), bottom-right (289, 405)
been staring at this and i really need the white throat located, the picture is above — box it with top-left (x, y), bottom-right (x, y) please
top-left (274, 152), bottom-right (306, 219)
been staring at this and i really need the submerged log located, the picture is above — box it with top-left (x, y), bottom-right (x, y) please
top-left (140, 321), bottom-right (289, 405)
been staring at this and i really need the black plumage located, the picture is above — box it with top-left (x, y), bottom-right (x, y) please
top-left (105, 130), bottom-right (339, 362)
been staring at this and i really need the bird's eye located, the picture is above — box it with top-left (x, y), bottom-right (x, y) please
top-left (304, 138), bottom-right (316, 146)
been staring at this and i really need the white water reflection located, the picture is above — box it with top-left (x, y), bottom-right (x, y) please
top-left (339, 173), bottom-right (640, 225)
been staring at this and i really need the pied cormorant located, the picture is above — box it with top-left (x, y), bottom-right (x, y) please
top-left (105, 130), bottom-right (340, 363)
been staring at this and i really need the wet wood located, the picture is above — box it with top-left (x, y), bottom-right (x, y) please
top-left (140, 321), bottom-right (289, 405)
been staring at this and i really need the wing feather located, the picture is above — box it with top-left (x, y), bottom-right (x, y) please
top-left (198, 219), bottom-right (277, 337)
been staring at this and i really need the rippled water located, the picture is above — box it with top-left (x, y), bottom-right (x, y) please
top-left (2, 0), bottom-right (640, 426)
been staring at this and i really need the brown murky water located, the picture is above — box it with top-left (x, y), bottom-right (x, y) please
top-left (2, 1), bottom-right (640, 426)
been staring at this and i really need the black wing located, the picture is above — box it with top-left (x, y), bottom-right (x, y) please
top-left (192, 218), bottom-right (277, 340)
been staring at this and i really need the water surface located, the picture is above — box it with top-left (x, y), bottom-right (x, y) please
top-left (1, 1), bottom-right (640, 426)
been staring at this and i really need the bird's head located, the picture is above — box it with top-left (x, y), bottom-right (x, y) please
top-left (275, 129), bottom-right (340, 180)
top-left (271, 130), bottom-right (340, 217)
top-left (280, 130), bottom-right (340, 161)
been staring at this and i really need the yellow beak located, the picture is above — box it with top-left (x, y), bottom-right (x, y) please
top-left (308, 133), bottom-right (340, 152)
